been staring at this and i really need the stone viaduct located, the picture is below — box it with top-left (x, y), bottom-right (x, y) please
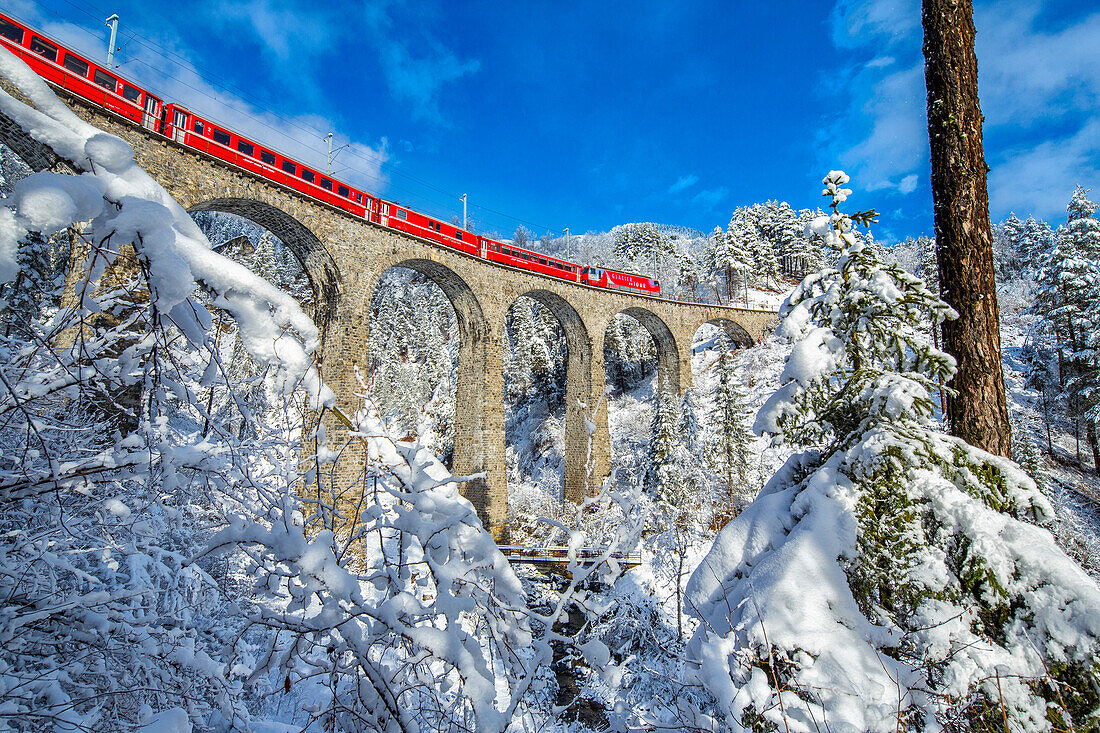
top-left (0, 87), bottom-right (778, 537)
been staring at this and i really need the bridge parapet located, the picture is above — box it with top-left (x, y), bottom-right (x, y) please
top-left (0, 86), bottom-right (779, 538)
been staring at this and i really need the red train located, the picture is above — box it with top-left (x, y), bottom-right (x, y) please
top-left (0, 12), bottom-right (661, 297)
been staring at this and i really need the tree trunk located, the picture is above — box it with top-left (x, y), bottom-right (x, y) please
top-left (1088, 421), bottom-right (1100, 473)
top-left (922, 0), bottom-right (1012, 457)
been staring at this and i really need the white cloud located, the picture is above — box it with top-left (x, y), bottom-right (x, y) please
top-left (30, 11), bottom-right (390, 193)
top-left (377, 42), bottom-right (480, 122)
top-left (204, 0), bottom-right (479, 122)
top-left (987, 119), bottom-right (1100, 222)
top-left (209, 0), bottom-right (337, 62)
top-left (834, 62), bottom-right (927, 192)
top-left (692, 187), bottom-right (729, 208)
top-left (830, 0), bottom-right (920, 49)
top-left (825, 0), bottom-right (1100, 219)
top-left (668, 174), bottom-right (699, 194)
top-left (358, 3), bottom-right (479, 122)
top-left (975, 3), bottom-right (1100, 126)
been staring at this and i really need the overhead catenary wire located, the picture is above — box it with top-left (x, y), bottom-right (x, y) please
top-left (28, 0), bottom-right (562, 236)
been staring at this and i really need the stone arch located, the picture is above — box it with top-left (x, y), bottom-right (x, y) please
top-left (187, 198), bottom-right (341, 343)
top-left (618, 306), bottom-right (681, 396)
top-left (509, 289), bottom-right (593, 503)
top-left (687, 318), bottom-right (757, 396)
top-left (706, 317), bottom-right (755, 349)
top-left (371, 257), bottom-right (502, 533)
top-left (386, 258), bottom-right (488, 345)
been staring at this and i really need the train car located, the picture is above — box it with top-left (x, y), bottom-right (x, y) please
top-left (163, 104), bottom-right (371, 218)
top-left (373, 199), bottom-right (479, 257)
top-left (483, 239), bottom-right (580, 282)
top-left (0, 12), bottom-right (163, 133)
top-left (0, 10), bottom-right (666, 300)
top-left (581, 266), bottom-right (660, 295)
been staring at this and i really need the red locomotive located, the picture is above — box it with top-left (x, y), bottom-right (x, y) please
top-left (0, 11), bottom-right (660, 297)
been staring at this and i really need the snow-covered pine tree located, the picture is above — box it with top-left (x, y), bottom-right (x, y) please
top-left (0, 229), bottom-right (65, 339)
top-left (1034, 187), bottom-right (1100, 467)
top-left (686, 170), bottom-right (1100, 733)
top-left (646, 390), bottom-right (680, 497)
top-left (613, 222), bottom-right (670, 279)
top-left (676, 251), bottom-right (701, 302)
top-left (512, 225), bottom-right (531, 249)
top-left (706, 225), bottom-right (729, 302)
top-left (678, 387), bottom-right (701, 454)
top-left (723, 217), bottom-right (755, 303)
top-left (756, 235), bottom-right (780, 291)
top-left (1058, 187), bottom-right (1100, 469)
top-left (1064, 185), bottom-right (1100, 258)
top-left (995, 212), bottom-right (1027, 278)
top-left (1022, 214), bottom-right (1054, 271)
top-left (707, 334), bottom-right (752, 503)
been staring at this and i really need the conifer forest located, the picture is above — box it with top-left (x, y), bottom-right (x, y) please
top-left (0, 2), bottom-right (1099, 732)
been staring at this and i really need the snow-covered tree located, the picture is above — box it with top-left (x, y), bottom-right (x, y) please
top-left (707, 335), bottom-right (753, 502)
top-left (645, 390), bottom-right (680, 497)
top-left (994, 211), bottom-right (1027, 278)
top-left (1033, 187), bottom-right (1100, 468)
top-left (675, 249), bottom-right (702, 302)
top-left (613, 222), bottom-right (671, 280)
top-left (0, 49), bottom-right (332, 730)
top-left (1022, 214), bottom-right (1054, 270)
top-left (678, 387), bottom-right (701, 453)
top-left (686, 171), bottom-right (1100, 732)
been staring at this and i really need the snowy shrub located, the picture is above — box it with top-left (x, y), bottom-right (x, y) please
top-left (201, 393), bottom-right (539, 733)
top-left (0, 49), bottom-right (333, 730)
top-left (685, 171), bottom-right (1100, 732)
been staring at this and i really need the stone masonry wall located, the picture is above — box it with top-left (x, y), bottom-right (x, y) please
top-left (2, 90), bottom-right (778, 538)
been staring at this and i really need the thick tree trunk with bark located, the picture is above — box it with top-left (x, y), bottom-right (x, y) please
top-left (921, 0), bottom-right (1012, 457)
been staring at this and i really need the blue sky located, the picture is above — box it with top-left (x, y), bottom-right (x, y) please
top-left (9, 0), bottom-right (1099, 242)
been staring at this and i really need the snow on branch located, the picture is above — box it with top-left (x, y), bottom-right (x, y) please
top-left (0, 49), bottom-right (332, 408)
top-left (686, 171), bottom-right (1100, 732)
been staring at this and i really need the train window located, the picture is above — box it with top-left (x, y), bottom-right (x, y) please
top-left (145, 96), bottom-right (158, 114)
top-left (538, 257), bottom-right (546, 265)
top-left (260, 150), bottom-right (276, 165)
top-left (394, 209), bottom-right (407, 220)
top-left (29, 36), bottom-right (57, 61)
top-left (62, 54), bottom-right (88, 76)
top-left (93, 69), bottom-right (115, 90)
top-left (193, 119), bottom-right (204, 134)
top-left (211, 128), bottom-right (230, 145)
top-left (121, 84), bottom-right (141, 104)
top-left (300, 168), bottom-right (315, 183)
top-left (281, 159), bottom-right (296, 174)
top-left (354, 192), bottom-right (362, 203)
top-left (319, 177), bottom-right (333, 191)
top-left (173, 110), bottom-right (188, 128)
top-left (237, 139), bottom-right (254, 156)
top-left (0, 18), bottom-right (23, 43)
top-left (337, 185), bottom-right (350, 197)
top-left (455, 232), bottom-right (463, 240)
